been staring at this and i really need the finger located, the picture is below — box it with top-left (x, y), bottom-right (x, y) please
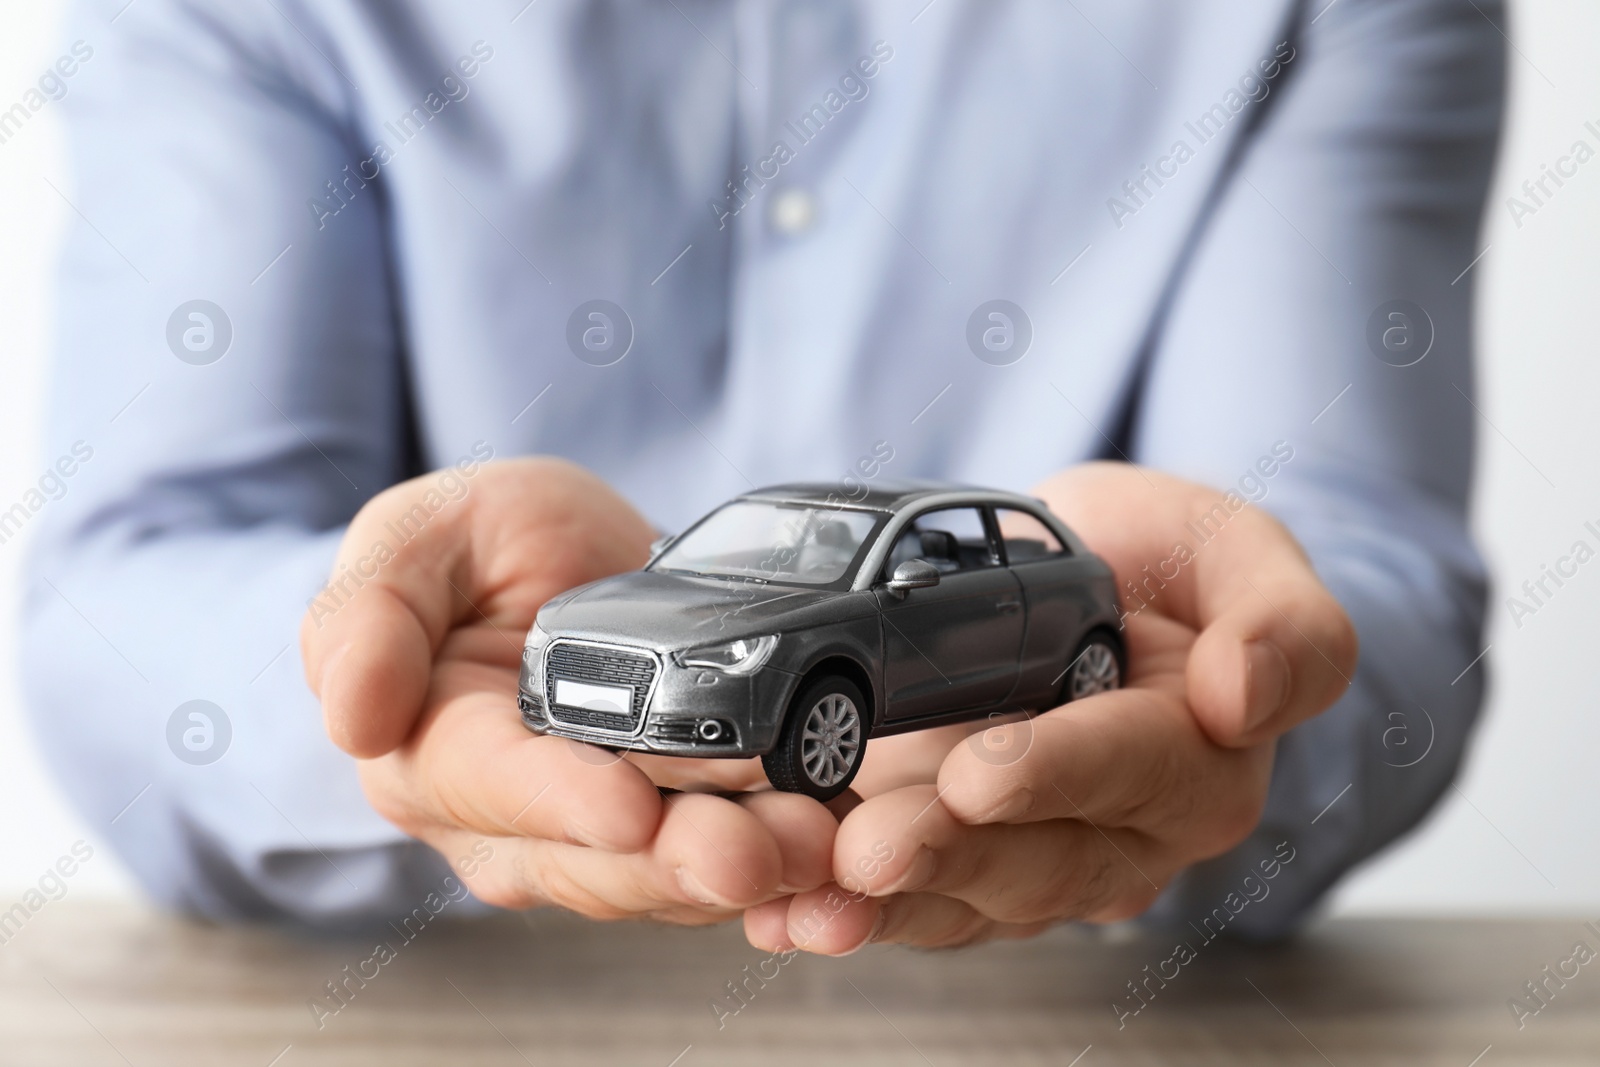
top-left (771, 890), bottom-right (1036, 952)
top-left (850, 722), bottom-right (973, 796)
top-left (870, 893), bottom-right (1037, 948)
top-left (302, 457), bottom-right (654, 757)
top-left (783, 884), bottom-right (881, 956)
top-left (641, 905), bottom-right (745, 927)
top-left (836, 786), bottom-right (1165, 925)
top-left (744, 896), bottom-right (797, 952)
top-left (371, 677), bottom-right (664, 852)
top-left (734, 791), bottom-right (839, 893)
top-left (454, 792), bottom-right (785, 916)
top-left (535, 792), bottom-right (784, 912)
top-left (937, 687), bottom-right (1270, 850)
top-left (1034, 463), bottom-right (1357, 746)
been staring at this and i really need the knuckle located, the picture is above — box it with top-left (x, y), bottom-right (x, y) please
top-left (1068, 850), bottom-right (1124, 918)
top-left (1087, 882), bottom-right (1162, 923)
top-left (930, 913), bottom-right (996, 948)
top-left (981, 828), bottom-right (1117, 925)
top-left (993, 865), bottom-right (1079, 924)
top-left (1116, 734), bottom-right (1186, 827)
top-left (894, 902), bottom-right (993, 949)
top-left (534, 864), bottom-right (630, 921)
top-left (987, 885), bottom-right (1065, 926)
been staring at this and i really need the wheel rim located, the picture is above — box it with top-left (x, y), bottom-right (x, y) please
top-left (1068, 642), bottom-right (1120, 700)
top-left (799, 692), bottom-right (861, 788)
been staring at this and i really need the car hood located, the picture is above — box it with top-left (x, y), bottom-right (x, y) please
top-left (536, 570), bottom-right (864, 650)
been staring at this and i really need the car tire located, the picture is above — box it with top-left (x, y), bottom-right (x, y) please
top-left (1060, 630), bottom-right (1125, 703)
top-left (762, 675), bottom-right (868, 801)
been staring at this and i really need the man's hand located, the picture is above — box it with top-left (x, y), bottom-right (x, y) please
top-left (744, 462), bottom-right (1357, 953)
top-left (301, 458), bottom-right (836, 923)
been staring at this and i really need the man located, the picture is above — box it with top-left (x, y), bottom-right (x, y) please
top-left (25, 0), bottom-right (1500, 951)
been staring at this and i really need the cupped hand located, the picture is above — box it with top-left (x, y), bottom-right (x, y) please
top-left (744, 462), bottom-right (1357, 953)
top-left (301, 458), bottom-right (836, 923)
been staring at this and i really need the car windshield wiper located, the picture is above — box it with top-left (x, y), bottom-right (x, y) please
top-left (657, 567), bottom-right (771, 584)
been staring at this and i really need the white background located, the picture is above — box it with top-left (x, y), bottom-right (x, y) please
top-left (0, 2), bottom-right (1596, 913)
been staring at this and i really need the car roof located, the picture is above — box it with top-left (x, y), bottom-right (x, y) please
top-left (738, 480), bottom-right (1041, 514)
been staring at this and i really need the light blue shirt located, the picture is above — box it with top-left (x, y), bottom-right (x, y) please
top-left (24, 0), bottom-right (1504, 934)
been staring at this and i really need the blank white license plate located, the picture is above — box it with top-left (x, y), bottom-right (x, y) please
top-left (554, 679), bottom-right (633, 713)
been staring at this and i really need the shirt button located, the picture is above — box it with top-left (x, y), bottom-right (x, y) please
top-left (770, 189), bottom-right (817, 235)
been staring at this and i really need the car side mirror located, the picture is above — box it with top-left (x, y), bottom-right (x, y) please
top-left (649, 534), bottom-right (676, 559)
top-left (886, 559), bottom-right (941, 597)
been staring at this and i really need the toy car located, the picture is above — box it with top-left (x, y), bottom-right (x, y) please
top-left (518, 481), bottom-right (1124, 799)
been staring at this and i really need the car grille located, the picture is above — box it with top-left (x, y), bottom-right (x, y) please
top-left (544, 641), bottom-right (656, 734)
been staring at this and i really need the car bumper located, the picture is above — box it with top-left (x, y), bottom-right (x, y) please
top-left (518, 641), bottom-right (796, 757)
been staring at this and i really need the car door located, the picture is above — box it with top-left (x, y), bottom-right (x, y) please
top-left (995, 505), bottom-right (1095, 706)
top-left (874, 505), bottom-right (1025, 720)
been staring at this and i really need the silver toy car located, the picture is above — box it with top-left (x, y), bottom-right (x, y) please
top-left (518, 481), bottom-right (1124, 799)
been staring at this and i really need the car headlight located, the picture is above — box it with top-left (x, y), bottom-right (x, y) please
top-left (674, 635), bottom-right (778, 675)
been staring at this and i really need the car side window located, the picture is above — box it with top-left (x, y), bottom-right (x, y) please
top-left (884, 507), bottom-right (999, 576)
top-left (995, 507), bottom-right (1069, 563)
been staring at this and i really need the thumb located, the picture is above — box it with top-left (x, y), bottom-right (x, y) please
top-left (1186, 566), bottom-right (1358, 749)
top-left (300, 457), bottom-right (653, 758)
top-left (301, 468), bottom-right (472, 758)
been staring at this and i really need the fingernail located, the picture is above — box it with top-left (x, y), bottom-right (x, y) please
top-left (978, 788), bottom-right (1034, 823)
top-left (882, 848), bottom-right (936, 894)
top-left (676, 866), bottom-right (721, 906)
top-left (865, 908), bottom-right (889, 944)
top-left (1245, 640), bottom-right (1291, 729)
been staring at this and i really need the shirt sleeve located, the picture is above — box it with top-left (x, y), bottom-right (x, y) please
top-left (1134, 0), bottom-right (1505, 936)
top-left (21, 0), bottom-right (452, 923)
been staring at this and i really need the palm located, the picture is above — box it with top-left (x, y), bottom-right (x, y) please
top-left (309, 459), bottom-right (855, 919)
top-left (357, 459), bottom-right (771, 818)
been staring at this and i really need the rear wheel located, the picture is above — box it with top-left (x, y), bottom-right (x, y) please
top-left (1061, 630), bottom-right (1124, 702)
top-left (762, 675), bottom-right (868, 801)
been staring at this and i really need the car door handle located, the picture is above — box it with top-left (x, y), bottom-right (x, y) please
top-left (996, 599), bottom-right (1022, 614)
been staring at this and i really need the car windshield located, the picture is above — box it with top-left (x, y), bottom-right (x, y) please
top-left (652, 501), bottom-right (886, 587)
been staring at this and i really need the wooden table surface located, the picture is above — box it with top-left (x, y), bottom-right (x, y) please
top-left (1, 903), bottom-right (1595, 1066)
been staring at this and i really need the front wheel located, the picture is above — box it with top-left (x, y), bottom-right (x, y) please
top-left (1061, 630), bottom-right (1124, 703)
top-left (762, 675), bottom-right (868, 801)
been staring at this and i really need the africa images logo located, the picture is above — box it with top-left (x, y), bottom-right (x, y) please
top-left (166, 300), bottom-right (232, 365)
top-left (166, 700), bottom-right (231, 765)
